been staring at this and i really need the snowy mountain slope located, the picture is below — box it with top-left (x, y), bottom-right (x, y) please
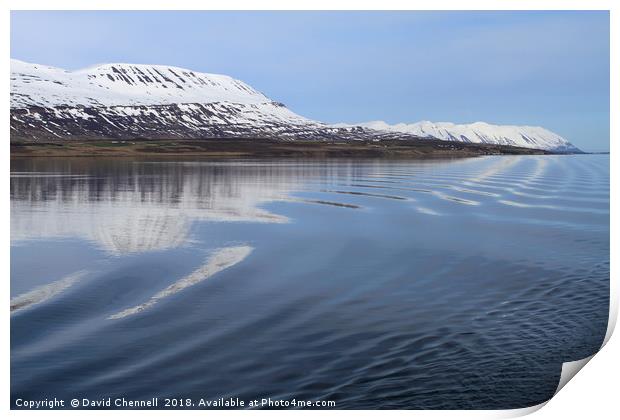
top-left (11, 59), bottom-right (404, 142)
top-left (347, 120), bottom-right (580, 152)
top-left (11, 102), bottom-right (350, 140)
top-left (11, 59), bottom-right (270, 108)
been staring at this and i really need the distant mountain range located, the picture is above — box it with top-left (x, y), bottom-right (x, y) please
top-left (10, 59), bottom-right (580, 152)
top-left (338, 121), bottom-right (580, 153)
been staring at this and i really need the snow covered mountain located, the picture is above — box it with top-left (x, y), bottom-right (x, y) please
top-left (10, 59), bottom-right (580, 152)
top-left (346, 120), bottom-right (580, 152)
top-left (11, 59), bottom-right (395, 142)
top-left (11, 59), bottom-right (272, 108)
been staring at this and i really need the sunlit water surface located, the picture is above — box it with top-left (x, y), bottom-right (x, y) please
top-left (11, 155), bottom-right (609, 409)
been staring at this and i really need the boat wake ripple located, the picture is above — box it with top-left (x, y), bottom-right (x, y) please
top-left (11, 270), bottom-right (89, 313)
top-left (109, 245), bottom-right (253, 319)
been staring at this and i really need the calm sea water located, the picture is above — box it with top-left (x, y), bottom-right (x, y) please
top-left (11, 155), bottom-right (609, 409)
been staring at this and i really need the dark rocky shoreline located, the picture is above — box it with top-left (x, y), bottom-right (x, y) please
top-left (10, 138), bottom-right (554, 158)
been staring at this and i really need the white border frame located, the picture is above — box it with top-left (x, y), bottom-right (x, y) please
top-left (3, 1), bottom-right (616, 419)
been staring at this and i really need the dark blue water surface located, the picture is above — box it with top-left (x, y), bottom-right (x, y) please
top-left (11, 155), bottom-right (609, 409)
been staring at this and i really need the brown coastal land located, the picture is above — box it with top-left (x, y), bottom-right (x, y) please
top-left (10, 138), bottom-right (551, 158)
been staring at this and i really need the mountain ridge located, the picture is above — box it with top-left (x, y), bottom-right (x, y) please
top-left (10, 58), bottom-right (272, 108)
top-left (10, 59), bottom-right (580, 152)
top-left (338, 120), bottom-right (580, 153)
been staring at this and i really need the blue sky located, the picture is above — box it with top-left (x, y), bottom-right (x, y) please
top-left (11, 11), bottom-right (609, 151)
